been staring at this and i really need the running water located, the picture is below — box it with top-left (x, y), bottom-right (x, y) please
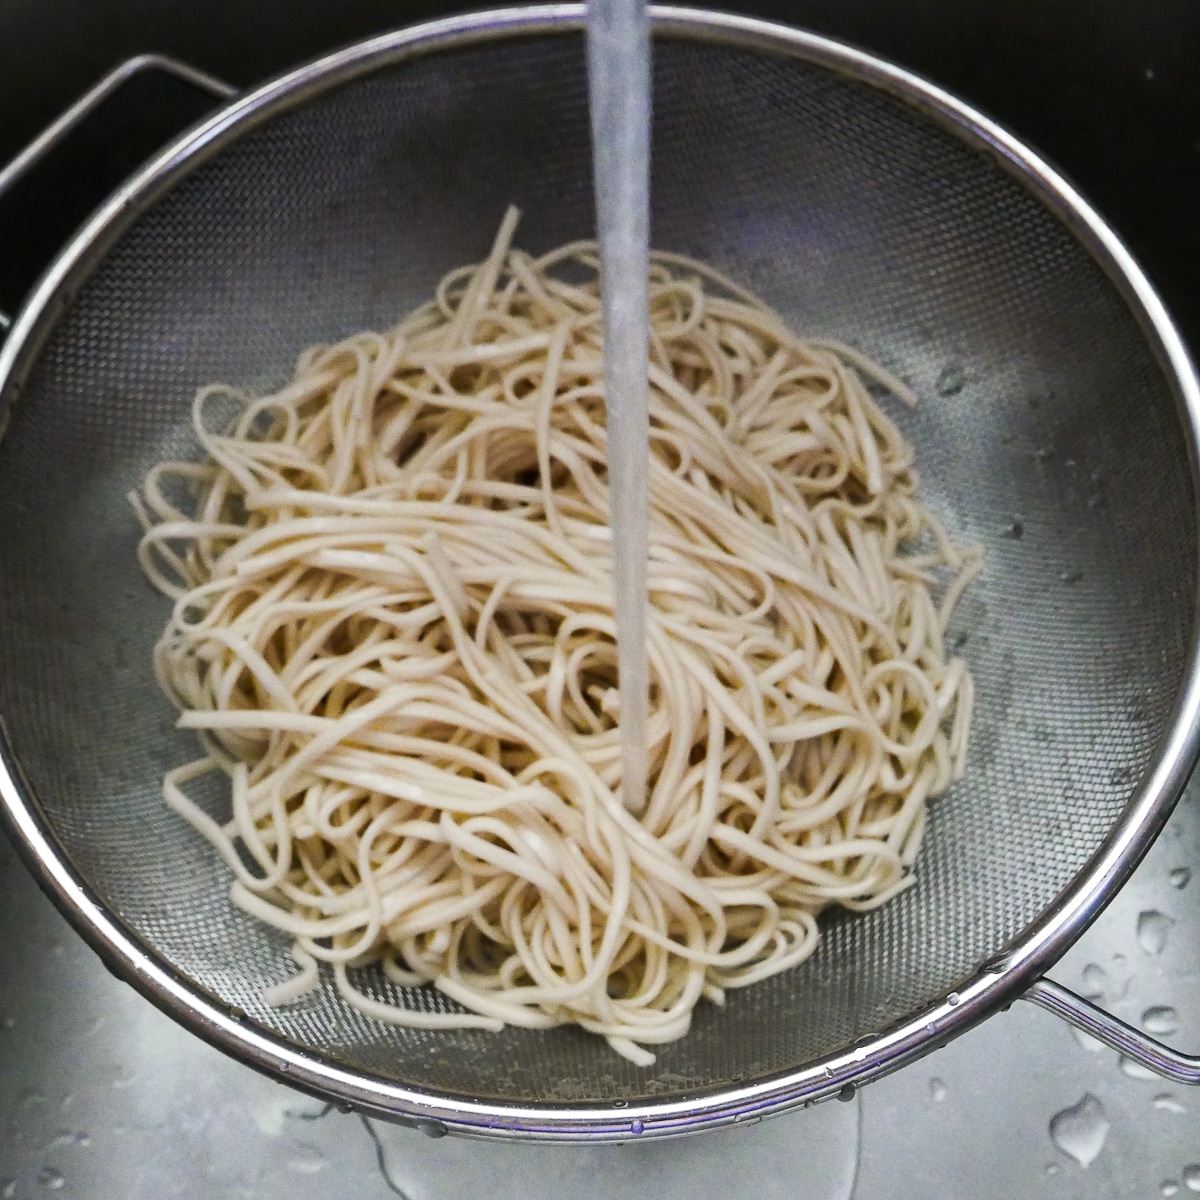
top-left (586, 0), bottom-right (652, 814)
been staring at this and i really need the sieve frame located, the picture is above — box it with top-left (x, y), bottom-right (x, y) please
top-left (0, 4), bottom-right (1199, 1141)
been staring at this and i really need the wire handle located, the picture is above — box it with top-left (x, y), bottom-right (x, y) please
top-left (0, 54), bottom-right (237, 331)
top-left (1022, 978), bottom-right (1200, 1084)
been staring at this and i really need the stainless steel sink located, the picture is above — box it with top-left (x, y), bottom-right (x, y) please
top-left (1, 770), bottom-right (1196, 1199)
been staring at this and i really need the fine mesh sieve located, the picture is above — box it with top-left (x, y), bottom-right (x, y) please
top-left (1, 5), bottom-right (1199, 1141)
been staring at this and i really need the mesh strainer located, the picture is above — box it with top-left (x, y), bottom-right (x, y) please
top-left (1, 4), bottom-right (1199, 1142)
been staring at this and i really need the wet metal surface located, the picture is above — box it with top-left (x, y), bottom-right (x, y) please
top-left (1, 773), bottom-right (1197, 1198)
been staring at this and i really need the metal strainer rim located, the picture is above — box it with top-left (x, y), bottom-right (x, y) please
top-left (1, 4), bottom-right (1198, 1141)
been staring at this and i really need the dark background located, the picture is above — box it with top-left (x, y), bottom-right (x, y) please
top-left (0, 0), bottom-right (1198, 343)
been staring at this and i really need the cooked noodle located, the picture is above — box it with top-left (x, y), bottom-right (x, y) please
top-left (132, 207), bottom-right (981, 1065)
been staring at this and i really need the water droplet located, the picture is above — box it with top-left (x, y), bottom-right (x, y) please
top-left (286, 1150), bottom-right (327, 1175)
top-left (42, 1130), bottom-right (89, 1150)
top-left (1081, 962), bottom-right (1109, 1000)
top-left (1045, 1163), bottom-right (1060, 1176)
top-left (925, 1022), bottom-right (936, 1035)
top-left (936, 362), bottom-right (965, 396)
top-left (1120, 1055), bottom-right (1160, 1080)
top-left (36, 1168), bottom-right (65, 1190)
top-left (1048, 1093), bottom-right (1110, 1168)
top-left (1138, 910), bottom-right (1175, 955)
top-left (947, 992), bottom-right (961, 1007)
top-left (1170, 867), bottom-right (1191, 889)
top-left (1, 1017), bottom-right (13, 1030)
top-left (253, 1096), bottom-right (290, 1137)
top-left (1060, 570), bottom-right (1082, 584)
top-left (929, 1077), bottom-right (947, 1102)
top-left (1002, 521), bottom-right (1024, 540)
top-left (631, 1119), bottom-right (644, 1135)
top-left (1143, 1006), bottom-right (1179, 1035)
top-left (1164, 1182), bottom-right (1181, 1197)
top-left (1153, 1093), bottom-right (1186, 1114)
top-left (1070, 1027), bottom-right (1106, 1055)
top-left (288, 1098), bottom-right (332, 1123)
top-left (1, 1180), bottom-right (14, 1200)
top-left (1184, 1164), bottom-right (1200, 1191)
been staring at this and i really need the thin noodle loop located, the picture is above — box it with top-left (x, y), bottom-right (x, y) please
top-left (133, 210), bottom-right (979, 1065)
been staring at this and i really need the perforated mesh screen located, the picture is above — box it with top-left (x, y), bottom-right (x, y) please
top-left (0, 28), bottom-right (1193, 1107)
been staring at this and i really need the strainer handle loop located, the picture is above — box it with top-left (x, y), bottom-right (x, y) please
top-left (1023, 978), bottom-right (1200, 1085)
top-left (0, 55), bottom-right (237, 334)
top-left (0, 55), bottom-right (237, 205)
